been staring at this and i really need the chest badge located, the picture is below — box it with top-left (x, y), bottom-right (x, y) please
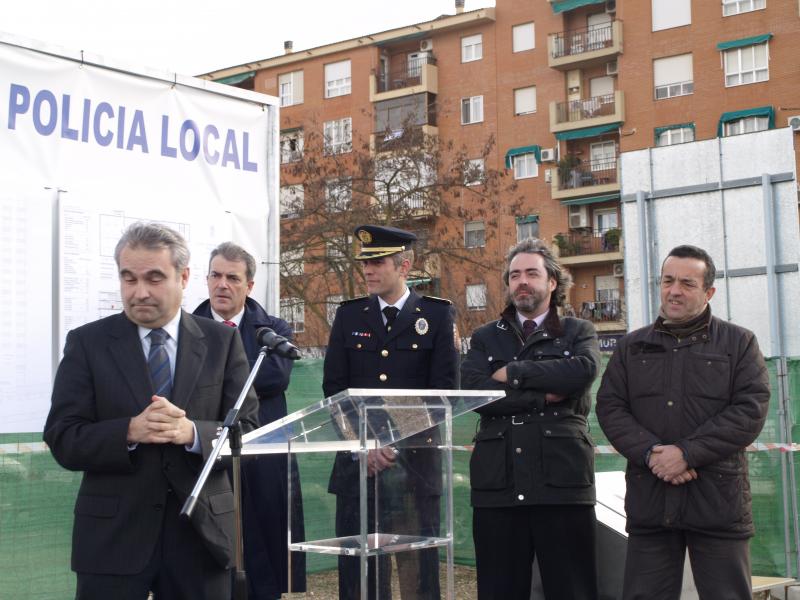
top-left (415, 318), bottom-right (429, 335)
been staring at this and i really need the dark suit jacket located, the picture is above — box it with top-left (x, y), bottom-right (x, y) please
top-left (323, 291), bottom-right (458, 497)
top-left (43, 310), bottom-right (259, 575)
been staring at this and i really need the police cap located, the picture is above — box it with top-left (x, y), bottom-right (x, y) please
top-left (353, 225), bottom-right (417, 261)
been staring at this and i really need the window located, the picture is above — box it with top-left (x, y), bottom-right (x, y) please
top-left (324, 60), bottom-right (351, 98)
top-left (513, 153), bottom-right (538, 179)
top-left (594, 208), bottom-right (618, 233)
top-left (590, 141), bottom-right (616, 172)
top-left (278, 70), bottom-right (303, 107)
top-left (327, 295), bottom-right (344, 325)
top-left (656, 125), bottom-right (695, 146)
top-left (461, 96), bottom-right (484, 125)
top-left (723, 0), bottom-right (766, 16)
top-left (280, 298), bottom-right (305, 333)
top-left (325, 178), bottom-right (352, 212)
top-left (653, 54), bottom-right (694, 99)
top-left (512, 23), bottom-right (535, 53)
top-left (464, 158), bottom-right (485, 186)
top-left (652, 0), bottom-right (691, 31)
top-left (516, 216), bottom-right (539, 242)
top-left (724, 43), bottom-right (769, 87)
top-left (724, 115), bottom-right (769, 136)
top-left (323, 117), bottom-right (352, 154)
top-left (279, 184), bottom-right (303, 219)
top-left (461, 34), bottom-right (483, 62)
top-left (514, 86), bottom-right (537, 116)
top-left (280, 247), bottom-right (304, 277)
top-left (466, 283), bottom-right (487, 311)
top-left (464, 221), bottom-right (486, 248)
top-left (280, 129), bottom-right (303, 163)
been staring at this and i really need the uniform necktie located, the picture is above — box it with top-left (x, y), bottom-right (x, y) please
top-left (222, 320), bottom-right (237, 328)
top-left (147, 328), bottom-right (172, 398)
top-left (383, 306), bottom-right (399, 332)
top-left (522, 319), bottom-right (537, 340)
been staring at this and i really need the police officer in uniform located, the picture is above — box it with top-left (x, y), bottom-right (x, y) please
top-left (324, 225), bottom-right (458, 600)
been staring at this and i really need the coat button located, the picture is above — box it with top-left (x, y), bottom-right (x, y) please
top-left (487, 356), bottom-right (493, 361)
top-left (513, 379), bottom-right (519, 386)
top-left (379, 374), bottom-right (388, 382)
top-left (564, 351), bottom-right (570, 356)
top-left (517, 494), bottom-right (525, 501)
top-left (357, 343), bottom-right (362, 349)
top-left (667, 401), bottom-right (674, 406)
top-left (516, 447), bottom-right (522, 454)
top-left (381, 349), bottom-right (389, 357)
top-left (412, 343), bottom-right (418, 349)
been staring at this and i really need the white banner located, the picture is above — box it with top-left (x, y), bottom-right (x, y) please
top-left (0, 35), bottom-right (279, 432)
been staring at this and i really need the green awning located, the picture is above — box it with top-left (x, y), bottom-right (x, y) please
top-left (717, 106), bottom-right (774, 137)
top-left (654, 122), bottom-right (695, 143)
top-left (215, 71), bottom-right (255, 86)
top-left (555, 123), bottom-right (620, 141)
top-left (515, 215), bottom-right (539, 224)
top-left (552, 0), bottom-right (605, 14)
top-left (505, 145), bottom-right (542, 168)
top-left (716, 33), bottom-right (772, 51)
top-left (407, 277), bottom-right (432, 287)
top-left (561, 194), bottom-right (620, 206)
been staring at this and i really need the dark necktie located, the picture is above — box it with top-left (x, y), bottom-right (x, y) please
top-left (522, 319), bottom-right (537, 340)
top-left (222, 320), bottom-right (237, 328)
top-left (147, 328), bottom-right (172, 397)
top-left (383, 306), bottom-right (399, 332)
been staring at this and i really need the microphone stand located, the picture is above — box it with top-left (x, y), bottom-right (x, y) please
top-left (181, 345), bottom-right (271, 600)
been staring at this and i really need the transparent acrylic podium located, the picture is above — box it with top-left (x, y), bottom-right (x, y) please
top-left (231, 388), bottom-right (504, 600)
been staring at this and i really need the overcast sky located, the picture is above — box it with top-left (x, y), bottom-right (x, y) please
top-left (1, 0), bottom-right (493, 76)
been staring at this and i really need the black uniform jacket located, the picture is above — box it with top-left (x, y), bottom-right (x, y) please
top-left (461, 306), bottom-right (600, 508)
top-left (43, 311), bottom-right (258, 574)
top-left (323, 291), bottom-right (458, 497)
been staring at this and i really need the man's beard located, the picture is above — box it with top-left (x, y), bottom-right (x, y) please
top-left (508, 286), bottom-right (547, 315)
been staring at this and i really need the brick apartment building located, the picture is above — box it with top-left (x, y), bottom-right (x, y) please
top-left (202, 0), bottom-right (800, 351)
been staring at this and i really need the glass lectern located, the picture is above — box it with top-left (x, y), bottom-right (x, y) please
top-left (228, 388), bottom-right (504, 600)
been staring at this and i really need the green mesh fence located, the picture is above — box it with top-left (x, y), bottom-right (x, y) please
top-left (2, 358), bottom-right (799, 598)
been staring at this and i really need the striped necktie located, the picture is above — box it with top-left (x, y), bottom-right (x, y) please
top-left (147, 328), bottom-right (172, 398)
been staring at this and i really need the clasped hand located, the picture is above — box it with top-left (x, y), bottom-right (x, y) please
top-left (648, 444), bottom-right (698, 485)
top-left (127, 395), bottom-right (195, 446)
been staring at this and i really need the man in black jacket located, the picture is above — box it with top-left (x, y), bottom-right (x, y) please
top-left (596, 245), bottom-right (769, 600)
top-left (194, 242), bottom-right (305, 600)
top-left (462, 237), bottom-right (600, 600)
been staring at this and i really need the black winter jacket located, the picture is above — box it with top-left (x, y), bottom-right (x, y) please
top-left (596, 313), bottom-right (770, 538)
top-left (461, 306), bottom-right (600, 508)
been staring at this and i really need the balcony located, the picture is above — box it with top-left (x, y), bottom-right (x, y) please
top-left (548, 21), bottom-right (623, 70)
top-left (370, 55), bottom-right (438, 102)
top-left (549, 91), bottom-right (625, 134)
top-left (554, 228), bottom-right (623, 265)
top-left (370, 124), bottom-right (438, 154)
top-left (551, 156), bottom-right (620, 200)
top-left (373, 190), bottom-right (438, 221)
top-left (580, 300), bottom-right (624, 330)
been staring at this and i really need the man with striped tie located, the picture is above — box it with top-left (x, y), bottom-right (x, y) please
top-left (44, 222), bottom-right (258, 600)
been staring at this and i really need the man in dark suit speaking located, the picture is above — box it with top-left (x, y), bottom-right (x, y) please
top-left (44, 222), bottom-right (258, 600)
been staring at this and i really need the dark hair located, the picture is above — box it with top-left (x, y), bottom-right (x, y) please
top-left (502, 237), bottom-right (572, 307)
top-left (663, 245), bottom-right (716, 290)
top-left (209, 242), bottom-right (256, 281)
top-left (114, 222), bottom-right (190, 271)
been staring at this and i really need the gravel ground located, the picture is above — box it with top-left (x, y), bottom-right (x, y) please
top-left (283, 563), bottom-right (477, 599)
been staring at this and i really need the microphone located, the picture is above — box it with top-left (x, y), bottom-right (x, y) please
top-left (255, 327), bottom-right (302, 360)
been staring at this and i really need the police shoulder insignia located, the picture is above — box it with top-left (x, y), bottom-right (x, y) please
top-left (339, 295), bottom-right (368, 306)
top-left (415, 318), bottom-right (430, 335)
top-left (421, 295), bottom-right (452, 305)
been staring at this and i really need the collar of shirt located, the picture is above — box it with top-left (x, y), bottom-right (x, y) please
top-left (378, 287), bottom-right (411, 323)
top-left (210, 306), bottom-right (245, 327)
top-left (517, 308), bottom-right (549, 330)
